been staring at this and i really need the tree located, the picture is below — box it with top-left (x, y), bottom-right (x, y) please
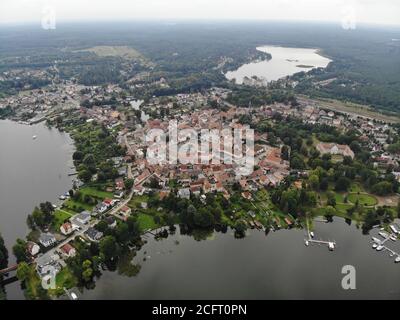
top-left (371, 181), bottom-right (393, 196)
top-left (233, 220), bottom-right (247, 238)
top-left (335, 177), bottom-right (351, 192)
top-left (32, 207), bottom-right (45, 228)
top-left (16, 262), bottom-right (30, 281)
top-left (0, 233), bottom-right (8, 270)
top-left (99, 236), bottom-right (118, 261)
top-left (193, 208), bottom-right (215, 228)
top-left (13, 239), bottom-right (28, 263)
top-left (326, 191), bottom-right (336, 207)
top-left (281, 145), bottom-right (290, 161)
top-left (309, 175), bottom-right (319, 191)
top-left (124, 178), bottom-right (134, 190)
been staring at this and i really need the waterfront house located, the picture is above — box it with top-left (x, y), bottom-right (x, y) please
top-left (60, 222), bottom-right (74, 235)
top-left (75, 211), bottom-right (91, 225)
top-left (39, 233), bottom-right (57, 248)
top-left (27, 241), bottom-right (40, 256)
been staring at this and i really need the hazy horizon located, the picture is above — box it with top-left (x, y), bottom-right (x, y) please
top-left (0, 0), bottom-right (399, 27)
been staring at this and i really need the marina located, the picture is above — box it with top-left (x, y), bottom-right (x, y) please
top-left (371, 225), bottom-right (400, 263)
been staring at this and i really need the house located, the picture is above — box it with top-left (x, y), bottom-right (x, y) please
top-left (120, 205), bottom-right (132, 217)
top-left (105, 216), bottom-right (117, 228)
top-left (39, 233), bottom-right (57, 248)
top-left (95, 203), bottom-right (108, 214)
top-left (178, 188), bottom-right (191, 199)
top-left (103, 198), bottom-right (113, 207)
top-left (115, 178), bottom-right (125, 191)
top-left (241, 191), bottom-right (252, 200)
top-left (27, 242), bottom-right (40, 256)
top-left (85, 227), bottom-right (103, 242)
top-left (316, 143), bottom-right (355, 159)
top-left (60, 243), bottom-right (76, 257)
top-left (75, 211), bottom-right (91, 225)
top-left (114, 191), bottom-right (124, 199)
top-left (60, 222), bottom-right (74, 235)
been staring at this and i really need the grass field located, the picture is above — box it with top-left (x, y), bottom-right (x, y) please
top-left (52, 210), bottom-right (74, 229)
top-left (137, 213), bottom-right (159, 232)
top-left (80, 187), bottom-right (114, 200)
top-left (347, 193), bottom-right (378, 206)
top-left (76, 46), bottom-right (154, 67)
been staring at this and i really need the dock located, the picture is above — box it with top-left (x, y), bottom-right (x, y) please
top-left (371, 236), bottom-right (400, 263)
top-left (304, 219), bottom-right (336, 251)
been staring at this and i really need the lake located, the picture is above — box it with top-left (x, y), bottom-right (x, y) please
top-left (226, 46), bottom-right (332, 84)
top-left (80, 219), bottom-right (400, 300)
top-left (0, 120), bottom-right (75, 299)
top-left (2, 120), bottom-right (400, 300)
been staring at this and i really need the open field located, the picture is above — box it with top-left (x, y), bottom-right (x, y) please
top-left (347, 193), bottom-right (378, 206)
top-left (75, 46), bottom-right (154, 67)
top-left (297, 95), bottom-right (400, 124)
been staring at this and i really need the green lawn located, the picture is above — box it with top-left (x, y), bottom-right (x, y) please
top-left (64, 199), bottom-right (94, 212)
top-left (137, 213), bottom-right (159, 232)
top-left (80, 187), bottom-right (114, 199)
top-left (53, 210), bottom-right (74, 229)
top-left (347, 193), bottom-right (378, 206)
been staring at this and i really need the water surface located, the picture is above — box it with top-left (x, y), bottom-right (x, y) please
top-left (226, 46), bottom-right (331, 84)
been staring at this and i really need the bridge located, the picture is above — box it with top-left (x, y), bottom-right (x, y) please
top-left (0, 264), bottom-right (18, 276)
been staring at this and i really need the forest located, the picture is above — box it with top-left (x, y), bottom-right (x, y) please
top-left (0, 22), bottom-right (399, 111)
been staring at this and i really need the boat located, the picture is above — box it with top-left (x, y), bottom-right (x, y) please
top-left (390, 252), bottom-right (395, 257)
top-left (372, 243), bottom-right (378, 249)
top-left (395, 257), bottom-right (400, 263)
top-left (59, 195), bottom-right (66, 200)
top-left (372, 237), bottom-right (382, 244)
top-left (328, 242), bottom-right (335, 251)
top-left (310, 232), bottom-right (315, 238)
top-left (379, 231), bottom-right (389, 239)
top-left (304, 240), bottom-right (309, 246)
top-left (376, 245), bottom-right (384, 251)
top-left (390, 235), bottom-right (397, 241)
top-left (32, 135), bottom-right (37, 140)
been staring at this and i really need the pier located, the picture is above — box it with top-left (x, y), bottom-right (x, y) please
top-left (304, 218), bottom-right (336, 251)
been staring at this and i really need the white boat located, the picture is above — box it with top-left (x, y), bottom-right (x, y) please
top-left (379, 231), bottom-right (389, 239)
top-left (59, 195), bottom-right (66, 200)
top-left (372, 243), bottom-right (378, 249)
top-left (32, 135), bottom-right (37, 140)
top-left (390, 235), bottom-right (397, 241)
top-left (376, 245), bottom-right (384, 251)
top-left (395, 257), bottom-right (400, 263)
top-left (328, 242), bottom-right (335, 251)
top-left (310, 232), bottom-right (315, 238)
top-left (372, 237), bottom-right (382, 244)
top-left (305, 240), bottom-right (309, 246)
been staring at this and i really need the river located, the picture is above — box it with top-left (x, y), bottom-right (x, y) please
top-left (0, 120), bottom-right (75, 299)
top-left (226, 46), bottom-right (332, 84)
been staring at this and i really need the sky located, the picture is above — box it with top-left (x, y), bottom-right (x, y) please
top-left (0, 0), bottom-right (399, 26)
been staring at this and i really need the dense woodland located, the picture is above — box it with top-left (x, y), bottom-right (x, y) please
top-left (0, 22), bottom-right (399, 112)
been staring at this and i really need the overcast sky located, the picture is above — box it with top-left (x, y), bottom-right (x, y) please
top-left (0, 0), bottom-right (399, 26)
